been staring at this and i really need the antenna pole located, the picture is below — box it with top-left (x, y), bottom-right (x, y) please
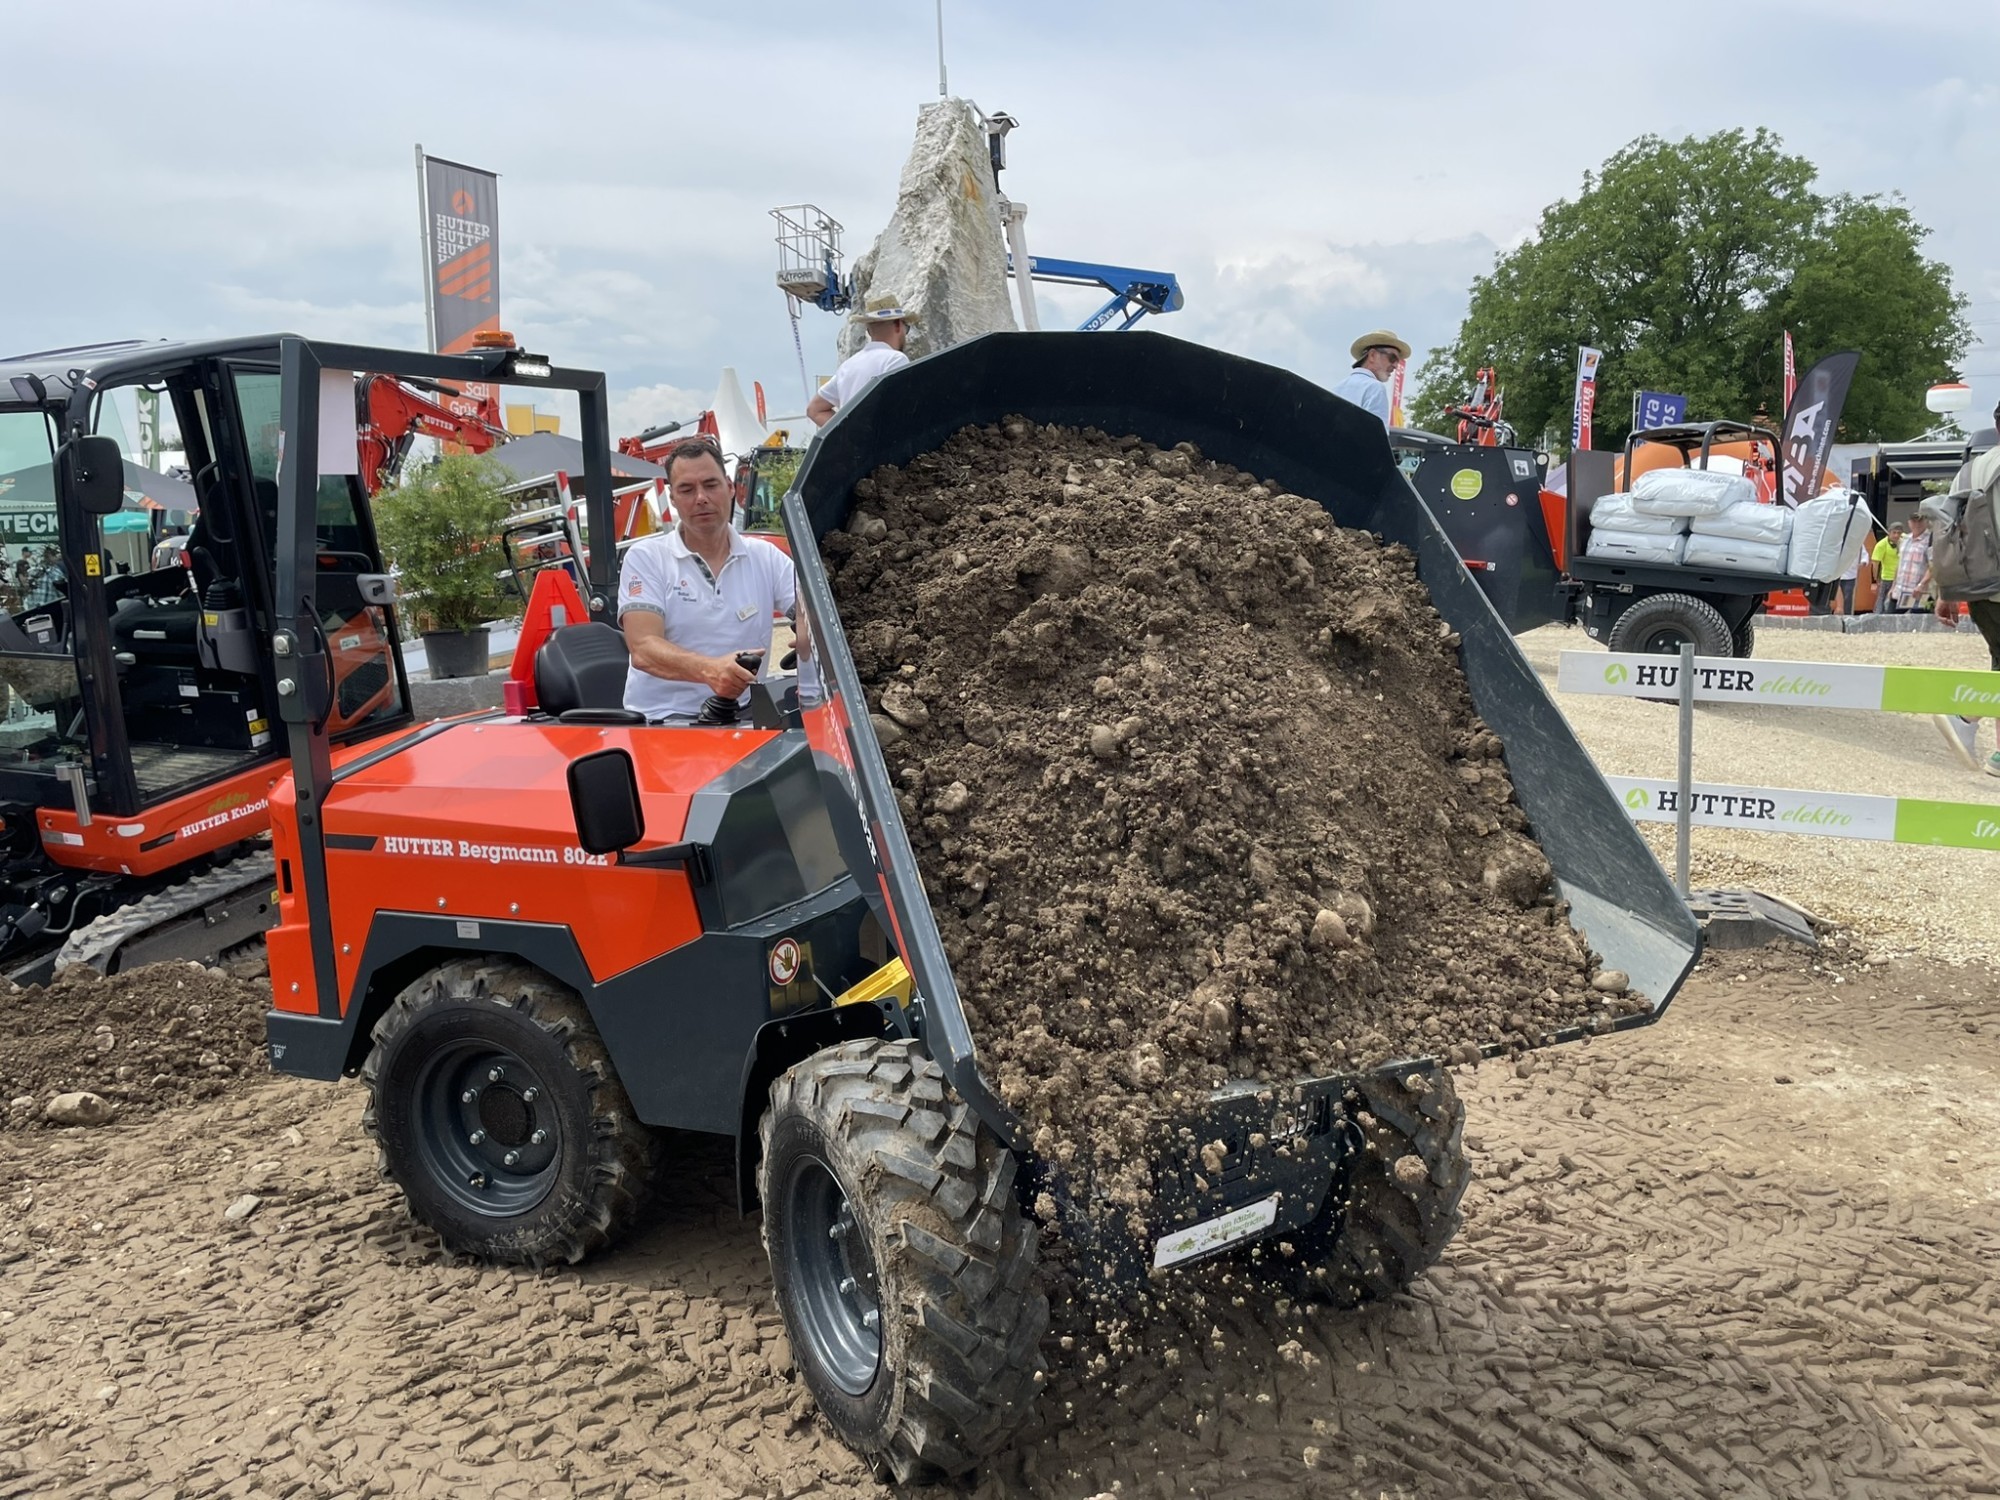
top-left (935, 0), bottom-right (948, 97)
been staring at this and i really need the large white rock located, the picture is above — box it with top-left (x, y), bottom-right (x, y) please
top-left (838, 99), bottom-right (1018, 362)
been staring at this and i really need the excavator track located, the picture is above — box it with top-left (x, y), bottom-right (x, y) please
top-left (54, 851), bottom-right (278, 979)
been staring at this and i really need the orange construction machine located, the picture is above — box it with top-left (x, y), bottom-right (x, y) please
top-left (239, 332), bottom-right (1695, 1484)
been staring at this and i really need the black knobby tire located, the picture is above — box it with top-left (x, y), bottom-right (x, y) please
top-left (362, 959), bottom-right (656, 1265)
top-left (759, 1038), bottom-right (1046, 1483)
top-left (1605, 591), bottom-right (1734, 658)
top-left (1277, 1067), bottom-right (1470, 1307)
top-left (1732, 615), bottom-right (1756, 659)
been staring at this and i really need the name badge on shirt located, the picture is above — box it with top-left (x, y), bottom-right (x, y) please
top-left (737, 606), bottom-right (758, 621)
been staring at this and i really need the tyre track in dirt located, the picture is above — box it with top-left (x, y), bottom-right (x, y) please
top-left (3, 956), bottom-right (1996, 1498)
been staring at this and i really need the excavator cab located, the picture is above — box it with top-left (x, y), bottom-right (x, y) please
top-left (0, 339), bottom-right (474, 973)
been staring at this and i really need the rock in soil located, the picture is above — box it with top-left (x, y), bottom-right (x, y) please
top-left (42, 1091), bottom-right (115, 1127)
top-left (0, 961), bottom-right (270, 1128)
top-left (825, 421), bottom-right (1609, 1222)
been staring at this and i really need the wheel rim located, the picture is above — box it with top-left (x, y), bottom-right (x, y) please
top-left (1637, 624), bottom-right (1700, 654)
top-left (411, 1039), bottom-right (561, 1217)
top-left (783, 1153), bottom-right (882, 1397)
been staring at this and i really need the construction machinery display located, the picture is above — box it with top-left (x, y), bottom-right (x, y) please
top-left (8, 330), bottom-right (1690, 1480)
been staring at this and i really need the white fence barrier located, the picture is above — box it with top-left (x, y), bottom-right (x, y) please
top-left (1556, 651), bottom-right (2000, 879)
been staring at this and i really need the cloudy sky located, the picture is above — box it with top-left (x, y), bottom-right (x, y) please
top-left (6, 0), bottom-right (1996, 439)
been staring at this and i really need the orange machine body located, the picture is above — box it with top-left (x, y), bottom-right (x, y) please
top-left (266, 718), bottom-right (778, 1016)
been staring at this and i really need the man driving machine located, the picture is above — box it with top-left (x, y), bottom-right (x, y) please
top-left (618, 437), bottom-right (806, 721)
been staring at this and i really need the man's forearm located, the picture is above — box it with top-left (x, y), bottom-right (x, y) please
top-left (630, 631), bottom-right (715, 684)
top-left (807, 395), bottom-right (835, 428)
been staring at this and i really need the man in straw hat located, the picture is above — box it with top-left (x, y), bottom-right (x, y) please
top-left (808, 293), bottom-right (916, 427)
top-left (1332, 330), bottom-right (1410, 429)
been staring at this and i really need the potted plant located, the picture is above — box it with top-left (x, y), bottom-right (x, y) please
top-left (374, 452), bottom-right (515, 680)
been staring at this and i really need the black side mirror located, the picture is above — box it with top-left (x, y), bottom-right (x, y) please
top-left (568, 748), bottom-right (645, 855)
top-left (58, 435), bottom-right (126, 516)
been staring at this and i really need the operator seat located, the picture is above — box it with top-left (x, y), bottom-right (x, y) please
top-left (535, 623), bottom-right (642, 724)
top-left (109, 516), bottom-right (218, 669)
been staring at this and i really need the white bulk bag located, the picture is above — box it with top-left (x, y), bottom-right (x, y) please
top-left (1682, 533), bottom-right (1789, 573)
top-left (1630, 465), bottom-right (1757, 517)
top-left (1689, 499), bottom-right (1793, 547)
top-left (1586, 528), bottom-right (1688, 565)
top-left (1785, 491), bottom-right (1872, 581)
top-left (1589, 493), bottom-right (1687, 536)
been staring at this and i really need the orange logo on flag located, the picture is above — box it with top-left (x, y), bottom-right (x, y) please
top-left (451, 189), bottom-right (474, 216)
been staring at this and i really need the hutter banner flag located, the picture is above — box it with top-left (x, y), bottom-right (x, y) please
top-left (419, 149), bottom-right (500, 355)
top-left (1780, 350), bottom-right (1860, 506)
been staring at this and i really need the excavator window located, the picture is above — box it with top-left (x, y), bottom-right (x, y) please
top-left (227, 370), bottom-right (407, 740)
top-left (0, 407), bottom-right (89, 789)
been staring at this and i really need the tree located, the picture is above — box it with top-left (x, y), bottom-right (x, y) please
top-left (1414, 129), bottom-right (1971, 451)
top-left (374, 452), bottom-right (516, 634)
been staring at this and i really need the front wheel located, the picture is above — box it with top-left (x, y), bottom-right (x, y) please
top-left (362, 959), bottom-right (656, 1265)
top-left (760, 1039), bottom-right (1046, 1483)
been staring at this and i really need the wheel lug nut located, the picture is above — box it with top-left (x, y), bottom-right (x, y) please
top-left (469, 1129), bottom-right (486, 1145)
top-left (530, 1129), bottom-right (546, 1145)
top-left (504, 1151), bottom-right (520, 1167)
top-left (460, 1089), bottom-right (476, 1104)
top-left (861, 1309), bottom-right (880, 1332)
top-left (829, 1222), bottom-right (846, 1239)
top-left (469, 1173), bottom-right (487, 1190)
top-left (488, 1067), bottom-right (504, 1083)
top-left (839, 1277), bottom-right (856, 1295)
top-left (522, 1087), bottom-right (538, 1103)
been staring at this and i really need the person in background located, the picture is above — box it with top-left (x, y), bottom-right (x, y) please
top-left (1892, 515), bottom-right (1931, 614)
top-left (807, 294), bottom-right (915, 428)
top-left (1932, 402), bottom-right (2000, 776)
top-left (1332, 331), bottom-right (1410, 430)
top-left (1871, 523), bottom-right (1904, 613)
top-left (1834, 535), bottom-right (1864, 615)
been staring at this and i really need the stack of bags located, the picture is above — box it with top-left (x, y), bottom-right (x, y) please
top-left (1584, 490), bottom-right (1689, 563)
top-left (1586, 465), bottom-right (1795, 573)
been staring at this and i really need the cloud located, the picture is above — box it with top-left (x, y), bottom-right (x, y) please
top-left (5, 0), bottom-right (1998, 426)
top-left (608, 382), bottom-right (717, 443)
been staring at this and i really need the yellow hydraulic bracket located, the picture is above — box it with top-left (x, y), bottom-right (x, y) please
top-left (834, 957), bottom-right (913, 1011)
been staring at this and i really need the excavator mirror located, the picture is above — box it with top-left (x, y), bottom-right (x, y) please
top-left (567, 748), bottom-right (645, 856)
top-left (356, 573), bottom-right (397, 606)
top-left (59, 435), bottom-right (126, 516)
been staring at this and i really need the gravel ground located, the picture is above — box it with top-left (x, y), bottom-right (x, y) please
top-left (6, 954), bottom-right (1995, 1497)
top-left (1521, 623), bottom-right (2000, 966)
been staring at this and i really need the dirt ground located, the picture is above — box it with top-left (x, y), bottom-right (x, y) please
top-left (3, 946), bottom-right (1995, 1499)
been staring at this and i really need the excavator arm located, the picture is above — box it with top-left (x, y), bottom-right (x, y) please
top-left (356, 374), bottom-right (507, 493)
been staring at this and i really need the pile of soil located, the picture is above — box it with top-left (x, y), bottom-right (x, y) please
top-left (0, 961), bottom-right (271, 1128)
top-left (825, 421), bottom-right (1622, 1216)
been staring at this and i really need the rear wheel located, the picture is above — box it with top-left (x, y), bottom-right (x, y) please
top-left (362, 959), bottom-right (655, 1265)
top-left (1731, 615), bottom-right (1756, 659)
top-left (760, 1038), bottom-right (1046, 1483)
top-left (1270, 1067), bottom-right (1469, 1307)
top-left (1605, 591), bottom-right (1734, 659)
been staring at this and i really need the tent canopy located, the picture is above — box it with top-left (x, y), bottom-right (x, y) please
top-left (0, 458), bottom-right (196, 512)
top-left (485, 433), bottom-right (667, 486)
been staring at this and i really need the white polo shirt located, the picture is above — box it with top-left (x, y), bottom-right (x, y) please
top-left (618, 525), bottom-right (797, 720)
top-left (1332, 367), bottom-right (1392, 428)
top-left (817, 339), bottom-right (910, 415)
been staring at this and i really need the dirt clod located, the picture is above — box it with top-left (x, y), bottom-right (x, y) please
top-left (827, 421), bottom-right (1605, 1217)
